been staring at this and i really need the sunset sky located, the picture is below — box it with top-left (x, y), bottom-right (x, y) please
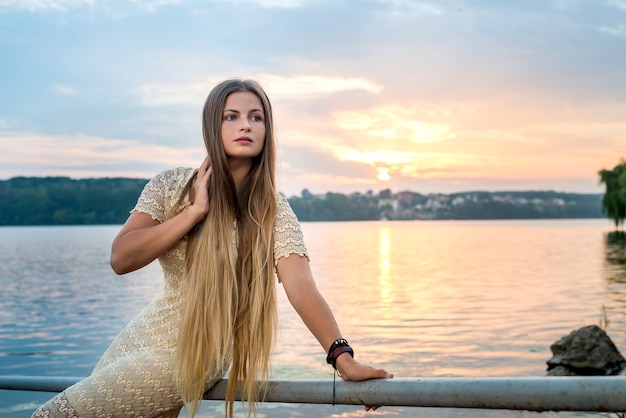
top-left (0, 0), bottom-right (624, 197)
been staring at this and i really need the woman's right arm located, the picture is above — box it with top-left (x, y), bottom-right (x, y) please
top-left (110, 158), bottom-right (212, 275)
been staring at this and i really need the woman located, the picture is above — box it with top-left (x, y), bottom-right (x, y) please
top-left (33, 78), bottom-right (391, 418)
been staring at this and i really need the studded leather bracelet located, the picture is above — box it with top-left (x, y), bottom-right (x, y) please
top-left (326, 338), bottom-right (354, 369)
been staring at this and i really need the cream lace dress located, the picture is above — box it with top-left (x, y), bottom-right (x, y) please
top-left (32, 167), bottom-right (308, 418)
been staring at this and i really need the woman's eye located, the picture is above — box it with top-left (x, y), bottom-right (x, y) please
top-left (252, 115), bottom-right (263, 122)
top-left (224, 114), bottom-right (237, 121)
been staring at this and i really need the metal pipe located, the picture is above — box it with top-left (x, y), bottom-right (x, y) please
top-left (0, 376), bottom-right (81, 393)
top-left (1, 376), bottom-right (625, 412)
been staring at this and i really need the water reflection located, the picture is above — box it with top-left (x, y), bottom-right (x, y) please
top-left (378, 226), bottom-right (393, 310)
top-left (602, 230), bottom-right (626, 335)
top-left (0, 221), bottom-right (620, 418)
top-left (604, 231), bottom-right (626, 283)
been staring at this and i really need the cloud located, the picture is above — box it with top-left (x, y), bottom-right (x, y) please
top-left (332, 105), bottom-right (453, 145)
top-left (53, 84), bottom-right (78, 95)
top-left (0, 0), bottom-right (187, 13)
top-left (0, 0), bottom-right (95, 12)
top-left (277, 143), bottom-right (388, 195)
top-left (279, 144), bottom-right (373, 178)
top-left (375, 0), bottom-right (442, 17)
top-left (132, 82), bottom-right (208, 107)
top-left (2, 0), bottom-right (441, 14)
top-left (210, 0), bottom-right (306, 8)
top-left (123, 0), bottom-right (183, 13)
top-left (1, 0), bottom-right (622, 196)
top-left (608, 0), bottom-right (626, 10)
top-left (599, 24), bottom-right (626, 36)
top-left (132, 74), bottom-right (383, 107)
top-left (258, 74), bottom-right (383, 98)
top-left (0, 131), bottom-right (203, 179)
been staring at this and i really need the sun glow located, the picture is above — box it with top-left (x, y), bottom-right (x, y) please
top-left (333, 105), bottom-right (453, 144)
top-left (377, 167), bottom-right (391, 181)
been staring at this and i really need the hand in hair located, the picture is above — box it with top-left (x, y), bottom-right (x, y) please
top-left (110, 158), bottom-right (213, 275)
top-left (335, 354), bottom-right (393, 411)
top-left (187, 156), bottom-right (212, 222)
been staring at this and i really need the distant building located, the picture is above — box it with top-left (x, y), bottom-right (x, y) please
top-left (425, 195), bottom-right (449, 210)
top-left (378, 198), bottom-right (399, 211)
top-left (396, 191), bottom-right (414, 205)
top-left (451, 196), bottom-right (465, 206)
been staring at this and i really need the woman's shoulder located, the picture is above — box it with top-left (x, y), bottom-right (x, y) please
top-left (273, 192), bottom-right (308, 265)
top-left (275, 193), bottom-right (298, 219)
top-left (150, 167), bottom-right (195, 192)
top-left (276, 192), bottom-right (288, 204)
top-left (145, 167), bottom-right (195, 203)
top-left (275, 192), bottom-right (294, 211)
top-left (153, 166), bottom-right (195, 185)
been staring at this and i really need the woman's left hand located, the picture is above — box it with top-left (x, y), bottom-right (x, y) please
top-left (335, 354), bottom-right (393, 411)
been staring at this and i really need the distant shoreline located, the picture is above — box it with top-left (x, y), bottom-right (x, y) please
top-left (0, 177), bottom-right (605, 225)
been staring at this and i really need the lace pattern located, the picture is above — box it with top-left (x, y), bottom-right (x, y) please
top-left (134, 167), bottom-right (309, 267)
top-left (32, 167), bottom-right (309, 417)
top-left (274, 193), bottom-right (309, 265)
top-left (32, 393), bottom-right (78, 418)
top-left (132, 166), bottom-right (194, 223)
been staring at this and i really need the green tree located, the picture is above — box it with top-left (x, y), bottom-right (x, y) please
top-left (0, 177), bottom-right (147, 225)
top-left (599, 159), bottom-right (626, 228)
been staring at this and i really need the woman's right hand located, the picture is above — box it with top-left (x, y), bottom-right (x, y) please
top-left (111, 158), bottom-right (212, 275)
top-left (187, 156), bottom-right (212, 221)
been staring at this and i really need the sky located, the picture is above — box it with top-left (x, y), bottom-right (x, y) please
top-left (0, 0), bottom-right (624, 197)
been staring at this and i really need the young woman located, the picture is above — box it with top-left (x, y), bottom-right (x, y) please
top-left (33, 78), bottom-right (391, 418)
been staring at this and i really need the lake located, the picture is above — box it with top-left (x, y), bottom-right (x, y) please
top-left (1, 219), bottom-right (625, 417)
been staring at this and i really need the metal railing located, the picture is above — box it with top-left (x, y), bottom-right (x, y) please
top-left (1, 375), bottom-right (625, 412)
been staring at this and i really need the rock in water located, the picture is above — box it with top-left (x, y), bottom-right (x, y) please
top-left (547, 325), bottom-right (625, 376)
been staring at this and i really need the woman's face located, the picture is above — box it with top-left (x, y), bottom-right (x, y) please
top-left (221, 91), bottom-right (266, 163)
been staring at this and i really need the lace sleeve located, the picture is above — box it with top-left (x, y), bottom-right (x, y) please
top-left (132, 167), bottom-right (194, 222)
top-left (273, 194), bottom-right (309, 267)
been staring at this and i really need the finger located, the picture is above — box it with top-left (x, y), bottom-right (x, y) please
top-left (198, 156), bottom-right (210, 174)
top-left (357, 367), bottom-right (391, 381)
top-left (364, 367), bottom-right (391, 379)
top-left (196, 166), bottom-right (212, 188)
top-left (201, 166), bottom-right (212, 182)
top-left (374, 368), bottom-right (393, 379)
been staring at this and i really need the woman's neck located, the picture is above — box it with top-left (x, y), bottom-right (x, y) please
top-left (228, 159), bottom-right (252, 192)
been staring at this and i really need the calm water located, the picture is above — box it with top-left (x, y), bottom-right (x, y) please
top-left (1, 219), bottom-right (625, 417)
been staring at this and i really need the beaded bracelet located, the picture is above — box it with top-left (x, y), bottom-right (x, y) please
top-left (327, 339), bottom-right (354, 405)
top-left (327, 338), bottom-right (349, 355)
top-left (326, 338), bottom-right (354, 369)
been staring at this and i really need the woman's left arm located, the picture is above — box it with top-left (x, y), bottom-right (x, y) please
top-left (277, 254), bottom-right (393, 382)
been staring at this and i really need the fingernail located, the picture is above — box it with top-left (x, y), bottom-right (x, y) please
top-left (386, 372), bottom-right (393, 378)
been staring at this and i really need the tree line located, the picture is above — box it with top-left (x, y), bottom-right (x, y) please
top-left (599, 159), bottom-right (626, 228)
top-left (0, 175), bottom-right (615, 226)
top-left (289, 189), bottom-right (604, 221)
top-left (0, 177), bottom-right (148, 225)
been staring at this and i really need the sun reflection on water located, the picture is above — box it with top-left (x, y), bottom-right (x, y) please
top-left (378, 225), bottom-right (393, 311)
top-left (1, 220), bottom-right (622, 418)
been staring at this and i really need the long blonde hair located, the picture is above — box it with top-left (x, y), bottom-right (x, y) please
top-left (174, 79), bottom-right (277, 417)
